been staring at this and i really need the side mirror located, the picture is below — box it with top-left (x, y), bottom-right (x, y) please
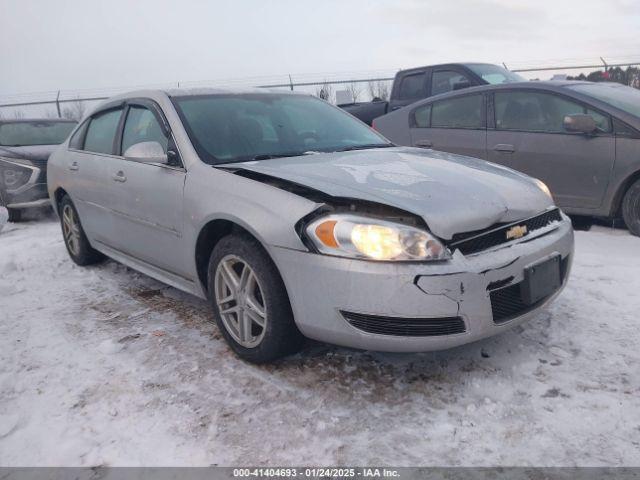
top-left (563, 114), bottom-right (597, 134)
top-left (123, 141), bottom-right (168, 164)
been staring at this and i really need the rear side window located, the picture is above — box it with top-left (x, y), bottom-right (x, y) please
top-left (412, 104), bottom-right (432, 128)
top-left (431, 95), bottom-right (484, 129)
top-left (84, 109), bottom-right (123, 155)
top-left (495, 91), bottom-right (611, 133)
top-left (398, 73), bottom-right (426, 100)
top-left (431, 70), bottom-right (473, 96)
top-left (121, 106), bottom-right (168, 155)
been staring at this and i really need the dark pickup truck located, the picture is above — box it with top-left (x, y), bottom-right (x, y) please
top-left (340, 63), bottom-right (525, 125)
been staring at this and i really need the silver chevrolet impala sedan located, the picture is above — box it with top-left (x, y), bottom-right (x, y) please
top-left (48, 89), bottom-right (574, 363)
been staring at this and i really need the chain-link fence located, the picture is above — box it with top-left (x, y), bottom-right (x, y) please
top-left (1, 60), bottom-right (639, 120)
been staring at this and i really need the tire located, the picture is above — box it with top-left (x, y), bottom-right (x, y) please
top-left (207, 233), bottom-right (304, 363)
top-left (7, 208), bottom-right (22, 223)
top-left (58, 195), bottom-right (105, 266)
top-left (622, 179), bottom-right (640, 237)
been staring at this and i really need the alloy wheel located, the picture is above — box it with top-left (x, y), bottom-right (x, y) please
top-left (62, 204), bottom-right (81, 256)
top-left (214, 254), bottom-right (267, 348)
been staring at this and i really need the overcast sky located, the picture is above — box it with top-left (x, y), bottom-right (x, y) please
top-left (1, 0), bottom-right (639, 97)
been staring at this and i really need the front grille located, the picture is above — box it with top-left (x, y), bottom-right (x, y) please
top-left (341, 311), bottom-right (466, 337)
top-left (449, 208), bottom-right (563, 256)
top-left (489, 255), bottom-right (570, 324)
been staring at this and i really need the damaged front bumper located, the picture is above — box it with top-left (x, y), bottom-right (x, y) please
top-left (271, 214), bottom-right (574, 352)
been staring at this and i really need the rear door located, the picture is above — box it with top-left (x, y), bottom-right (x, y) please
top-left (486, 90), bottom-right (615, 209)
top-left (70, 107), bottom-right (125, 243)
top-left (104, 101), bottom-right (189, 278)
top-left (409, 93), bottom-right (488, 159)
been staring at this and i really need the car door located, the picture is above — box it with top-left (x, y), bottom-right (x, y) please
top-left (409, 93), bottom-right (488, 159)
top-left (69, 106), bottom-right (125, 243)
top-left (104, 101), bottom-right (189, 278)
top-left (486, 90), bottom-right (615, 209)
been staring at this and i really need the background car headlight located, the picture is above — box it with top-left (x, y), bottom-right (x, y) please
top-left (534, 178), bottom-right (553, 199)
top-left (306, 214), bottom-right (450, 261)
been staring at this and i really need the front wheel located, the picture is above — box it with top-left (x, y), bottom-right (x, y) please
top-left (59, 195), bottom-right (105, 266)
top-left (207, 233), bottom-right (304, 363)
top-left (622, 179), bottom-right (640, 237)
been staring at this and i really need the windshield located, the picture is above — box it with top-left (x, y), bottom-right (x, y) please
top-left (466, 64), bottom-right (526, 84)
top-left (566, 83), bottom-right (640, 118)
top-left (0, 121), bottom-right (77, 146)
top-left (172, 94), bottom-right (391, 164)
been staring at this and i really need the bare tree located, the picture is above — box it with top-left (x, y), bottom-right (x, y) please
top-left (62, 99), bottom-right (86, 121)
top-left (315, 81), bottom-right (334, 103)
top-left (367, 80), bottom-right (390, 101)
top-left (343, 82), bottom-right (362, 103)
top-left (12, 110), bottom-right (25, 119)
top-left (45, 109), bottom-right (60, 119)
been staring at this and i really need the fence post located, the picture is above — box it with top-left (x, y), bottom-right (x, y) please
top-left (55, 90), bottom-right (61, 118)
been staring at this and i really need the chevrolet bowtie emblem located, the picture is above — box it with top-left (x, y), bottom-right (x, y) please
top-left (506, 225), bottom-right (528, 240)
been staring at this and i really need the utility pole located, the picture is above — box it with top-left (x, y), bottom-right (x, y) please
top-left (55, 91), bottom-right (61, 118)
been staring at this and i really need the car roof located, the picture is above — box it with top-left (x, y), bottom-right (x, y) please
top-left (105, 87), bottom-right (308, 103)
top-left (0, 118), bottom-right (77, 124)
top-left (419, 80), bottom-right (594, 101)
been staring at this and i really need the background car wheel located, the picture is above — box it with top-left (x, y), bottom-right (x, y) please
top-left (7, 208), bottom-right (22, 223)
top-left (59, 195), bottom-right (105, 266)
top-left (207, 233), bottom-right (304, 363)
top-left (622, 179), bottom-right (640, 237)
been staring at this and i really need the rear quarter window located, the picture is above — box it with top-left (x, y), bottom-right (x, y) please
top-left (83, 109), bottom-right (123, 155)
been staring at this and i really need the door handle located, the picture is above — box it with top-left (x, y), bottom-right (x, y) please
top-left (68, 161), bottom-right (79, 171)
top-left (112, 171), bottom-right (127, 182)
top-left (493, 144), bottom-right (515, 153)
top-left (415, 140), bottom-right (433, 148)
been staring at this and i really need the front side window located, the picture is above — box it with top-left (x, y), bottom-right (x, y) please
top-left (431, 95), bottom-right (483, 129)
top-left (121, 106), bottom-right (168, 154)
top-left (431, 70), bottom-right (472, 96)
top-left (0, 121), bottom-right (77, 147)
top-left (495, 91), bottom-right (611, 133)
top-left (84, 109), bottom-right (123, 155)
top-left (566, 83), bottom-right (640, 118)
top-left (172, 94), bottom-right (390, 165)
top-left (398, 73), bottom-right (426, 100)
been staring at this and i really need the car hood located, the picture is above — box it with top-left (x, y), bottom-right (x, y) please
top-left (222, 147), bottom-right (554, 239)
top-left (0, 145), bottom-right (57, 164)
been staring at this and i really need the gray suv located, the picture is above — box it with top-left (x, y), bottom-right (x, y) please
top-left (374, 81), bottom-right (640, 236)
top-left (48, 89), bottom-right (573, 363)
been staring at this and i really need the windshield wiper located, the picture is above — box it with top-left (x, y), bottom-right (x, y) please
top-left (333, 143), bottom-right (394, 152)
top-left (252, 151), bottom-right (317, 160)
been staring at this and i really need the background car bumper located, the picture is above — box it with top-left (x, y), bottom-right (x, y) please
top-left (271, 216), bottom-right (574, 352)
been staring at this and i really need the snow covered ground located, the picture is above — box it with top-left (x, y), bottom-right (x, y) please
top-left (1, 216), bottom-right (639, 467)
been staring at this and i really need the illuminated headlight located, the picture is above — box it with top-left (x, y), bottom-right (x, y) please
top-left (306, 214), bottom-right (450, 261)
top-left (534, 178), bottom-right (553, 200)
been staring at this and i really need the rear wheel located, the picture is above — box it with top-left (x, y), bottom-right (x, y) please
top-left (622, 179), bottom-right (640, 237)
top-left (207, 233), bottom-right (304, 363)
top-left (59, 195), bottom-right (105, 266)
top-left (7, 208), bottom-right (22, 223)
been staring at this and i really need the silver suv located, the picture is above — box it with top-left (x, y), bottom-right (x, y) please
top-left (48, 89), bottom-right (574, 363)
